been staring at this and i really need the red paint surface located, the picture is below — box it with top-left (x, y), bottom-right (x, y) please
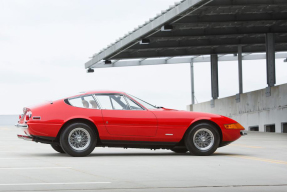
top-left (19, 91), bottom-right (243, 143)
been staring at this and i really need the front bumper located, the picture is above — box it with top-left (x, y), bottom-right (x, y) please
top-left (240, 130), bottom-right (247, 136)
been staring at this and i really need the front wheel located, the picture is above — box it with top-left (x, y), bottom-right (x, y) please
top-left (184, 123), bottom-right (220, 156)
top-left (60, 123), bottom-right (97, 157)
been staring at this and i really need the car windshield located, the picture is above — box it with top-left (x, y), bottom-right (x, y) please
top-left (127, 94), bottom-right (157, 109)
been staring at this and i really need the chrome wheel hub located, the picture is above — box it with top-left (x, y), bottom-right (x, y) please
top-left (76, 135), bottom-right (82, 142)
top-left (193, 128), bottom-right (214, 151)
top-left (68, 128), bottom-right (91, 151)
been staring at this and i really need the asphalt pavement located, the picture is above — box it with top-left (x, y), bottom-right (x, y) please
top-left (0, 126), bottom-right (286, 192)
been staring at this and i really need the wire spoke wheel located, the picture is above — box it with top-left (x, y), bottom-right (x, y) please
top-left (193, 128), bottom-right (215, 151)
top-left (68, 128), bottom-right (91, 151)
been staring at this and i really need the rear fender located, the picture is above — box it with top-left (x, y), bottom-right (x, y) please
top-left (56, 116), bottom-right (100, 143)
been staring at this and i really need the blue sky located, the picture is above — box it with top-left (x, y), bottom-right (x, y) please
top-left (0, 0), bottom-right (287, 114)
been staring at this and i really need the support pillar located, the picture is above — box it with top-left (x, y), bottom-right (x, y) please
top-left (266, 33), bottom-right (276, 87)
top-left (190, 59), bottom-right (195, 105)
top-left (265, 33), bottom-right (276, 96)
top-left (211, 54), bottom-right (219, 100)
top-left (238, 45), bottom-right (243, 94)
top-left (236, 45), bottom-right (243, 103)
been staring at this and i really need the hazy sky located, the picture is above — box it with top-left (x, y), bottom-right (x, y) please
top-left (0, 0), bottom-right (287, 114)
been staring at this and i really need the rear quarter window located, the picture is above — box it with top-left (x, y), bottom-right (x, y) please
top-left (68, 95), bottom-right (98, 109)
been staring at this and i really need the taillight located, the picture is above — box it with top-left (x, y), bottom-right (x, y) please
top-left (25, 114), bottom-right (32, 121)
top-left (19, 114), bottom-right (22, 119)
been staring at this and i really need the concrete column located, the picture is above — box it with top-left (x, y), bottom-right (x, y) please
top-left (238, 45), bottom-right (243, 94)
top-left (190, 59), bottom-right (195, 105)
top-left (211, 54), bottom-right (219, 100)
top-left (266, 33), bottom-right (276, 87)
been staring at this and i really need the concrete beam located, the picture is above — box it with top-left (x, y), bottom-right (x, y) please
top-left (211, 54), bottom-right (219, 100)
top-left (85, 0), bottom-right (212, 68)
top-left (89, 52), bottom-right (287, 69)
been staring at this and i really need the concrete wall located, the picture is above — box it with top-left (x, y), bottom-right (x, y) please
top-left (187, 83), bottom-right (287, 133)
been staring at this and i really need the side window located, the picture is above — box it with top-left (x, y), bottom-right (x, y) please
top-left (125, 97), bottom-right (144, 110)
top-left (95, 94), bottom-right (129, 110)
top-left (69, 95), bottom-right (98, 109)
top-left (110, 95), bottom-right (129, 110)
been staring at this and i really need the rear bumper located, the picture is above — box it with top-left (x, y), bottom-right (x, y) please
top-left (17, 134), bottom-right (58, 145)
top-left (15, 123), bottom-right (31, 136)
top-left (15, 123), bottom-right (28, 129)
top-left (17, 134), bottom-right (33, 141)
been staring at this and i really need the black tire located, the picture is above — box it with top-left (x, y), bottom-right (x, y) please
top-left (60, 123), bottom-right (97, 157)
top-left (184, 123), bottom-right (220, 156)
top-left (51, 144), bottom-right (65, 153)
top-left (171, 148), bottom-right (188, 153)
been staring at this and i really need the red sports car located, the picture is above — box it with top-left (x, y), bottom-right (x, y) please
top-left (16, 91), bottom-right (246, 157)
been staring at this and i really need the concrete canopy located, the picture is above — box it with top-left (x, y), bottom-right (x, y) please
top-left (85, 0), bottom-right (287, 69)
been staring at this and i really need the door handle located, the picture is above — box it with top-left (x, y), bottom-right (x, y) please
top-left (106, 121), bottom-right (108, 124)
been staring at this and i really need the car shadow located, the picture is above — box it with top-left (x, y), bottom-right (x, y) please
top-left (88, 152), bottom-right (241, 157)
top-left (28, 151), bottom-right (242, 157)
top-left (89, 152), bottom-right (189, 157)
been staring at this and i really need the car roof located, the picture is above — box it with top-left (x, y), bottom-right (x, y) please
top-left (67, 90), bottom-right (126, 99)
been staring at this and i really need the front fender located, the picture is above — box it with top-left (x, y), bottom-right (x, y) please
top-left (187, 115), bottom-right (241, 142)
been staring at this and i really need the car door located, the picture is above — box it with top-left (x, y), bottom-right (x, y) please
top-left (95, 94), bottom-right (158, 137)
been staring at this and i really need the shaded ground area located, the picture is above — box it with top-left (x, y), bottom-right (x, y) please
top-left (0, 126), bottom-right (286, 192)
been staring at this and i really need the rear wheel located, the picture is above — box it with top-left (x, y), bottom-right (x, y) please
top-left (60, 123), bottom-right (97, 157)
top-left (184, 123), bottom-right (220, 156)
top-left (51, 144), bottom-right (65, 153)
